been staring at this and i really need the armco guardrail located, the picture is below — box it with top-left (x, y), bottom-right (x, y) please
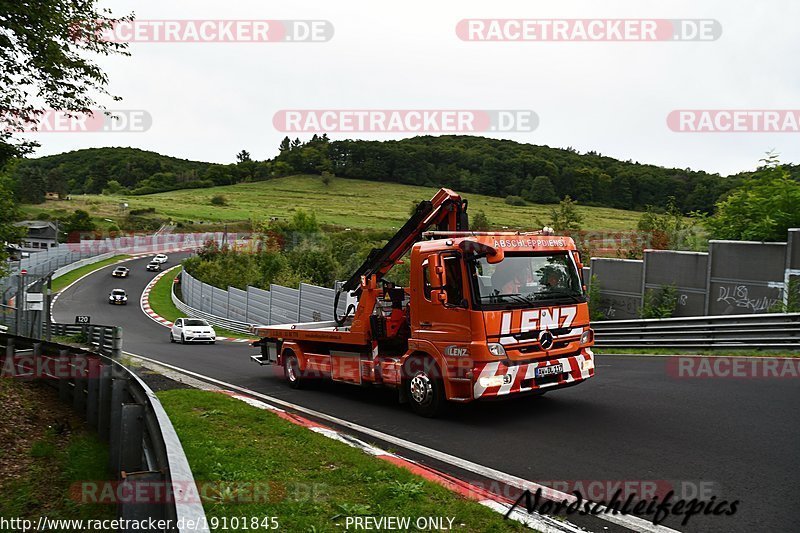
top-left (48, 323), bottom-right (123, 357)
top-left (0, 331), bottom-right (209, 532)
top-left (593, 312), bottom-right (800, 349)
top-left (171, 277), bottom-right (254, 334)
top-left (51, 250), bottom-right (118, 281)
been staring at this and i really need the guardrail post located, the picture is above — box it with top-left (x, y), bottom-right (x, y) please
top-left (58, 349), bottom-right (71, 402)
top-left (118, 471), bottom-right (165, 529)
top-left (86, 358), bottom-right (101, 428)
top-left (119, 403), bottom-right (145, 473)
top-left (73, 354), bottom-right (87, 414)
top-left (31, 342), bottom-right (41, 381)
top-left (98, 364), bottom-right (112, 440)
top-left (6, 337), bottom-right (14, 358)
top-left (112, 327), bottom-right (123, 359)
top-left (109, 374), bottom-right (129, 474)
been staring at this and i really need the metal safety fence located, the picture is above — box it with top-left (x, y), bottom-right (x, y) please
top-left (0, 331), bottom-right (209, 532)
top-left (593, 312), bottom-right (800, 350)
top-left (177, 270), bottom-right (347, 330)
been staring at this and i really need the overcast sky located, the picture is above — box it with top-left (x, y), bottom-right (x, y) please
top-left (21, 0), bottom-right (800, 176)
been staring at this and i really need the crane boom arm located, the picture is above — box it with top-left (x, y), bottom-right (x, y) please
top-left (340, 188), bottom-right (468, 294)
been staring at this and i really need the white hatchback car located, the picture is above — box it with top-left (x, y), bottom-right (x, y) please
top-left (152, 254), bottom-right (169, 264)
top-left (170, 318), bottom-right (216, 344)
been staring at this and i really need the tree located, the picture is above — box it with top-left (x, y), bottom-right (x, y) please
top-left (0, 1), bottom-right (131, 166)
top-left (236, 150), bottom-right (252, 163)
top-left (706, 153), bottom-right (800, 242)
top-left (102, 179), bottom-right (123, 195)
top-left (636, 197), bottom-right (700, 251)
top-left (62, 209), bottom-right (96, 239)
top-left (471, 210), bottom-right (490, 231)
top-left (321, 171), bottom-right (334, 186)
top-left (525, 176), bottom-right (559, 204)
top-left (0, 182), bottom-right (25, 276)
top-left (12, 165), bottom-right (47, 203)
top-left (546, 196), bottom-right (583, 233)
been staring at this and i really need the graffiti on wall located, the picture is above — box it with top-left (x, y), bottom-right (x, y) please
top-left (602, 296), bottom-right (640, 319)
top-left (716, 285), bottom-right (780, 314)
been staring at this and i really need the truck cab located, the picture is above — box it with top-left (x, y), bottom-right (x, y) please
top-left (404, 234), bottom-right (594, 414)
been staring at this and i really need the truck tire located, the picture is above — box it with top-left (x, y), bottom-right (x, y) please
top-left (406, 364), bottom-right (446, 417)
top-left (283, 353), bottom-right (304, 389)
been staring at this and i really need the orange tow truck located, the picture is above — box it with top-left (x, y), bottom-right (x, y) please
top-left (251, 188), bottom-right (595, 416)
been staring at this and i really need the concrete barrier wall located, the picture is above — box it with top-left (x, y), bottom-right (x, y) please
top-left (707, 240), bottom-right (787, 315)
top-left (590, 258), bottom-right (643, 319)
top-left (643, 251), bottom-right (708, 317)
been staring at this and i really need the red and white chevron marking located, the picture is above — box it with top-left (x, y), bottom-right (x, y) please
top-left (140, 267), bottom-right (252, 343)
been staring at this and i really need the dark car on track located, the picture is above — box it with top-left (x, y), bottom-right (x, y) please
top-left (111, 266), bottom-right (130, 278)
top-left (108, 288), bottom-right (128, 305)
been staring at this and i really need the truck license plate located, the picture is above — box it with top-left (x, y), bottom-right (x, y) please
top-left (535, 363), bottom-right (563, 378)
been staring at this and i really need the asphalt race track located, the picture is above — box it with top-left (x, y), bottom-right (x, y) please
top-left (53, 254), bottom-right (800, 533)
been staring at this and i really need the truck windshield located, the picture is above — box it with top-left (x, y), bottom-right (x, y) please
top-left (470, 252), bottom-right (584, 308)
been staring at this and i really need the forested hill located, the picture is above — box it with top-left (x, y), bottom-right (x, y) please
top-left (7, 136), bottom-right (797, 213)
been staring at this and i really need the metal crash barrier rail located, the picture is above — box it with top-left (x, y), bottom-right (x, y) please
top-left (593, 312), bottom-right (800, 350)
top-left (0, 331), bottom-right (209, 533)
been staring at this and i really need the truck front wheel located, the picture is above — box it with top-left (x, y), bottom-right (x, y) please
top-left (407, 367), bottom-right (446, 417)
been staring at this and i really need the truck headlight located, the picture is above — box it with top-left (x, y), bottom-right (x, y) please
top-left (580, 329), bottom-right (593, 345)
top-left (487, 343), bottom-right (506, 357)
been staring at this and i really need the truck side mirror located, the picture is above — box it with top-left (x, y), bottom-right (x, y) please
top-left (428, 254), bottom-right (448, 305)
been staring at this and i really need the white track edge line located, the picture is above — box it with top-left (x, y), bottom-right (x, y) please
top-left (124, 351), bottom-right (680, 533)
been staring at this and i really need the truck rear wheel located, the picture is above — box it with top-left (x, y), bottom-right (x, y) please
top-left (283, 353), bottom-right (304, 389)
top-left (406, 365), bottom-right (446, 417)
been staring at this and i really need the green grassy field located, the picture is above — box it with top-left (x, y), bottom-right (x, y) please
top-left (157, 389), bottom-right (528, 532)
top-left (22, 175), bottom-right (645, 231)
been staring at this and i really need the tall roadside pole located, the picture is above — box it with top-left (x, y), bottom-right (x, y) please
top-left (44, 272), bottom-right (53, 341)
top-left (14, 270), bottom-right (26, 336)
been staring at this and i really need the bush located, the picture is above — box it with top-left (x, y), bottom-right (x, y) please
top-left (471, 210), bottom-right (490, 231)
top-left (770, 278), bottom-right (800, 313)
top-left (586, 274), bottom-right (605, 321)
top-left (210, 194), bottom-right (227, 206)
top-left (641, 285), bottom-right (678, 319)
top-left (129, 207), bottom-right (156, 215)
top-left (504, 195), bottom-right (526, 206)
